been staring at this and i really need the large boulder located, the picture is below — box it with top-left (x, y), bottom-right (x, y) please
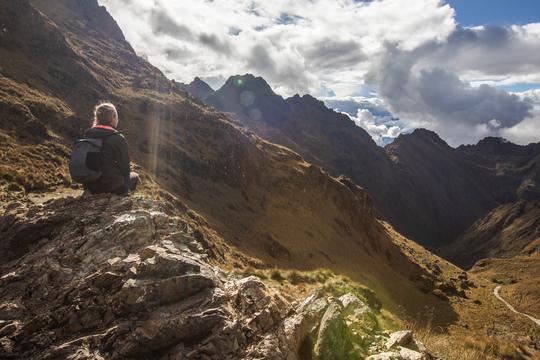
top-left (313, 301), bottom-right (352, 360)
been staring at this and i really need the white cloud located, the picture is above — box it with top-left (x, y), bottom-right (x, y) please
top-left (323, 96), bottom-right (408, 146)
top-left (500, 89), bottom-right (540, 145)
top-left (97, 0), bottom-right (540, 145)
top-left (98, 0), bottom-right (455, 96)
top-left (352, 109), bottom-right (402, 144)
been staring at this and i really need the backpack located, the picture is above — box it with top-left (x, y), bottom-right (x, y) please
top-left (69, 133), bottom-right (116, 183)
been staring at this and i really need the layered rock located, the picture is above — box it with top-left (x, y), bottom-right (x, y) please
top-left (0, 194), bottom-right (430, 359)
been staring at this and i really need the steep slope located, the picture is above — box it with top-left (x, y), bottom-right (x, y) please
top-left (386, 132), bottom-right (540, 247)
top-left (457, 137), bottom-right (540, 201)
top-left (443, 200), bottom-right (540, 268)
top-left (384, 129), bottom-right (500, 246)
top-left (1, 193), bottom-right (441, 359)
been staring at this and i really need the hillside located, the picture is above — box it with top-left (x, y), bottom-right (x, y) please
top-left (1, 191), bottom-right (446, 359)
top-left (188, 76), bottom-right (540, 249)
top-left (0, 1), bottom-right (538, 358)
top-left (384, 129), bottom-right (500, 246)
top-left (443, 200), bottom-right (540, 269)
top-left (445, 200), bottom-right (540, 317)
top-left (204, 74), bottom-right (397, 218)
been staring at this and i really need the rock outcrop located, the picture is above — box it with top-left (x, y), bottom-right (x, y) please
top-left (0, 194), bottom-right (431, 359)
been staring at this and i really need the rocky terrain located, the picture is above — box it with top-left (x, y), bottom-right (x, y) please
top-left (0, 194), bottom-right (435, 359)
top-left (0, 0), bottom-right (539, 359)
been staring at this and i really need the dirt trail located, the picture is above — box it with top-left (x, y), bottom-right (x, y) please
top-left (493, 285), bottom-right (540, 327)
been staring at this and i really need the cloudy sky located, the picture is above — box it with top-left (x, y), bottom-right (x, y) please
top-left (99, 0), bottom-right (540, 146)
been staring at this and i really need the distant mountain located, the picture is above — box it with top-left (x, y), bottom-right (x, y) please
top-left (204, 73), bottom-right (398, 221)
top-left (384, 129), bottom-right (501, 246)
top-left (185, 75), bottom-right (540, 252)
top-left (177, 77), bottom-right (215, 100)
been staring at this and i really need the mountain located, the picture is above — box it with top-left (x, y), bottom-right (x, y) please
top-left (384, 129), bottom-right (500, 246)
top-left (1, 1), bottom-right (539, 358)
top-left (204, 74), bottom-right (398, 218)
top-left (443, 200), bottom-right (540, 268)
top-left (190, 75), bottom-right (540, 250)
top-left (177, 77), bottom-right (215, 100)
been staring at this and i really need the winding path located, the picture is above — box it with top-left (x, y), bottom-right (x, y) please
top-left (493, 285), bottom-right (540, 327)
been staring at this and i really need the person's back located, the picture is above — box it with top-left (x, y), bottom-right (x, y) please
top-left (81, 102), bottom-right (138, 195)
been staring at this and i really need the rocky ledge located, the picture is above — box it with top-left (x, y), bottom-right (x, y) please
top-left (0, 194), bottom-right (433, 359)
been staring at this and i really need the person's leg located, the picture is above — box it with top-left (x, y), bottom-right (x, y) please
top-left (129, 172), bottom-right (140, 191)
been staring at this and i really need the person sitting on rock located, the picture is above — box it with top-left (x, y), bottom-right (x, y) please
top-left (82, 102), bottom-right (139, 195)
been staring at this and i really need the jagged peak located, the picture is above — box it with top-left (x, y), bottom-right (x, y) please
top-left (457, 136), bottom-right (526, 156)
top-left (190, 77), bottom-right (212, 88)
top-left (220, 74), bottom-right (277, 96)
top-left (391, 128), bottom-right (449, 149)
top-left (286, 93), bottom-right (327, 109)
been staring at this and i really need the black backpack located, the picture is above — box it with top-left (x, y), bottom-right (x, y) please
top-left (69, 133), bottom-right (116, 183)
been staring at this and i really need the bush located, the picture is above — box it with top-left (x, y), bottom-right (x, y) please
top-left (270, 270), bottom-right (285, 282)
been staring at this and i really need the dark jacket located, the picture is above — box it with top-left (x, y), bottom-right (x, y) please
top-left (83, 126), bottom-right (130, 194)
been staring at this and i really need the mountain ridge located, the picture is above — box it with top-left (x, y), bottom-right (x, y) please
top-left (185, 74), bottom-right (540, 251)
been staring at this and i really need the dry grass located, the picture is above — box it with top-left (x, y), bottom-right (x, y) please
top-left (403, 320), bottom-right (529, 360)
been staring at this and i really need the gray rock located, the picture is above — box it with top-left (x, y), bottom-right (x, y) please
top-left (386, 330), bottom-right (413, 349)
top-left (313, 301), bottom-right (351, 360)
top-left (366, 351), bottom-right (403, 360)
top-left (399, 346), bottom-right (429, 360)
top-left (0, 195), bottom-right (435, 360)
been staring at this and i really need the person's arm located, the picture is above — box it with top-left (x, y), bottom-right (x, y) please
top-left (115, 134), bottom-right (131, 194)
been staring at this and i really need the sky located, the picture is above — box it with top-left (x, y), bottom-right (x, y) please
top-left (98, 0), bottom-right (540, 147)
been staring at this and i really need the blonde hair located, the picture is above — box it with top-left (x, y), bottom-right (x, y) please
top-left (93, 102), bottom-right (118, 126)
